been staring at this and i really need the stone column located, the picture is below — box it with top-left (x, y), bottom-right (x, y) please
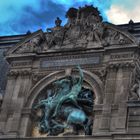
top-left (100, 64), bottom-right (117, 133)
top-left (93, 104), bottom-right (103, 134)
top-left (4, 74), bottom-right (23, 137)
top-left (0, 74), bottom-right (17, 135)
top-left (19, 108), bottom-right (32, 137)
top-left (6, 71), bottom-right (32, 137)
top-left (114, 64), bottom-right (133, 132)
top-left (0, 70), bottom-right (32, 137)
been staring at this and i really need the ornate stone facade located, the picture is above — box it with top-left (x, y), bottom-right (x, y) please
top-left (0, 5), bottom-right (140, 140)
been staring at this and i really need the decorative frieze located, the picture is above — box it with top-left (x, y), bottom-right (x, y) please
top-left (8, 70), bottom-right (32, 77)
top-left (107, 62), bottom-right (135, 70)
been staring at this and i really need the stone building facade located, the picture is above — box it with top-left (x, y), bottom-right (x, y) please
top-left (0, 5), bottom-right (140, 140)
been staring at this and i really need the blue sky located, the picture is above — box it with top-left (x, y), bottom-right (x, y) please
top-left (0, 0), bottom-right (140, 36)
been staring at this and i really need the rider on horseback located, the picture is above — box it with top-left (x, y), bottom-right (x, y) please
top-left (53, 65), bottom-right (84, 117)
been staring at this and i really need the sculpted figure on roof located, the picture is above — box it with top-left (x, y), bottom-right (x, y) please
top-left (7, 5), bottom-right (136, 55)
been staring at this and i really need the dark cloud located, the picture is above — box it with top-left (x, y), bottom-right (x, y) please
top-left (0, 0), bottom-right (110, 36)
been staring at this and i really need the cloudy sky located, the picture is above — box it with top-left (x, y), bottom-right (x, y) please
top-left (0, 0), bottom-right (140, 36)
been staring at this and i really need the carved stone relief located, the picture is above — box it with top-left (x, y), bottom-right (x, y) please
top-left (43, 6), bottom-right (136, 51)
top-left (14, 35), bottom-right (44, 54)
top-left (129, 80), bottom-right (140, 100)
top-left (102, 27), bottom-right (133, 46)
top-left (129, 66), bottom-right (140, 101)
top-left (6, 5), bottom-right (137, 56)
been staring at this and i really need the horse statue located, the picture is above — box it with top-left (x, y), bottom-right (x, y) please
top-left (33, 66), bottom-right (93, 136)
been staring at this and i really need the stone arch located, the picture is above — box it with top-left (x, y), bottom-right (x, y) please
top-left (25, 69), bottom-right (104, 108)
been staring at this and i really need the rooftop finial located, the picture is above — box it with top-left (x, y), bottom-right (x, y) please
top-left (55, 17), bottom-right (62, 27)
top-left (128, 19), bottom-right (134, 31)
top-left (129, 19), bottom-right (134, 24)
top-left (26, 30), bottom-right (31, 34)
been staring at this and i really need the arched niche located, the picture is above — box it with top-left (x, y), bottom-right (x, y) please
top-left (23, 68), bottom-right (104, 137)
top-left (25, 69), bottom-right (104, 109)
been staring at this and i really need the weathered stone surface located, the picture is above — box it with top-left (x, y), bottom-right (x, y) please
top-left (0, 48), bottom-right (9, 97)
top-left (41, 56), bottom-right (100, 68)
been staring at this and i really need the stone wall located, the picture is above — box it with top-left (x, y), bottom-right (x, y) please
top-left (0, 47), bottom-right (138, 139)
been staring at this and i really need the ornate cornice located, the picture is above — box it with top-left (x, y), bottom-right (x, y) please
top-left (8, 70), bottom-right (32, 77)
top-left (107, 62), bottom-right (135, 70)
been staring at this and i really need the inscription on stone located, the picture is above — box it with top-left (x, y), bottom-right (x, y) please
top-left (110, 53), bottom-right (134, 60)
top-left (41, 56), bottom-right (100, 68)
top-left (11, 61), bottom-right (32, 67)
